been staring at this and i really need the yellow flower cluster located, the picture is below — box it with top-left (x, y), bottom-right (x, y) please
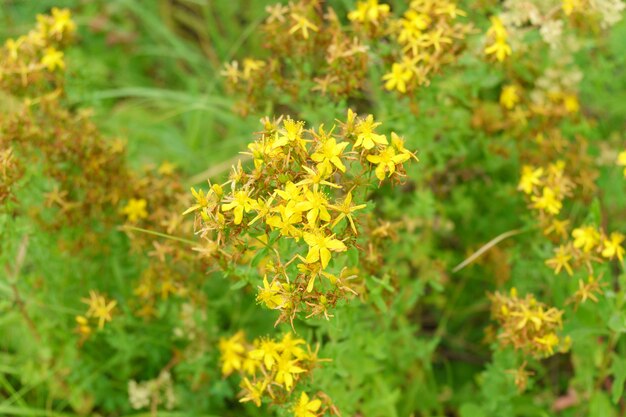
top-left (484, 16), bottom-right (512, 62)
top-left (75, 290), bottom-right (117, 343)
top-left (350, 0), bottom-right (472, 94)
top-left (489, 289), bottom-right (569, 357)
top-left (518, 161), bottom-right (573, 217)
top-left (348, 0), bottom-right (390, 27)
top-left (518, 157), bottom-right (623, 291)
top-left (1, 10), bottom-right (136, 236)
top-left (515, 157), bottom-right (622, 314)
top-left (218, 331), bottom-right (328, 415)
top-left (0, 8), bottom-right (75, 90)
top-left (546, 226), bottom-right (625, 276)
top-left (187, 112), bottom-right (416, 323)
top-left (3, 12), bottom-right (207, 325)
top-left (221, 1), bottom-right (370, 113)
top-left (220, 58), bottom-right (267, 86)
top-left (118, 164), bottom-right (203, 318)
top-left (222, 1), bottom-right (471, 112)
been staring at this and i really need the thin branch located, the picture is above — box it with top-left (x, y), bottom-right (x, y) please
top-left (119, 225), bottom-right (197, 246)
top-left (186, 154), bottom-right (251, 185)
top-left (452, 228), bottom-right (528, 273)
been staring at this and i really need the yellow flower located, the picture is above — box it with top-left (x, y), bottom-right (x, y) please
top-left (423, 28), bottom-right (452, 52)
top-left (353, 115), bottom-right (388, 150)
top-left (511, 304), bottom-right (543, 330)
top-left (122, 198), bottom-right (148, 222)
top-left (289, 14), bottom-right (319, 40)
top-left (242, 58), bottom-right (266, 80)
top-left (545, 245), bottom-right (574, 276)
top-left (222, 190), bottom-right (254, 225)
top-left (543, 218), bottom-right (570, 239)
top-left (310, 137), bottom-right (349, 174)
top-left (391, 132), bottom-right (418, 161)
top-left (534, 333), bottom-right (559, 356)
top-left (266, 203), bottom-right (302, 238)
top-left (250, 338), bottom-right (281, 370)
top-left (279, 333), bottom-right (306, 358)
top-left (486, 16), bottom-right (508, 39)
top-left (247, 137), bottom-right (283, 168)
top-left (293, 392), bottom-right (322, 417)
top-left (329, 192), bottom-right (367, 234)
top-left (81, 291), bottom-right (116, 330)
top-left (382, 63), bottom-right (413, 93)
top-left (274, 118), bottom-right (308, 150)
top-left (398, 11), bottom-right (430, 44)
top-left (303, 230), bottom-right (347, 269)
top-left (297, 166), bottom-right (340, 189)
top-left (248, 196), bottom-right (275, 226)
top-left (367, 146), bottom-right (411, 181)
top-left (572, 226), bottom-right (600, 253)
top-left (256, 275), bottom-right (285, 309)
top-left (348, 0), bottom-right (390, 25)
top-left (563, 94), bottom-right (579, 113)
top-left (344, 108), bottom-right (357, 133)
top-left (531, 187), bottom-right (562, 215)
top-left (75, 315), bottom-right (92, 339)
top-left (242, 352), bottom-right (262, 376)
top-left (275, 354), bottom-right (306, 391)
top-left (50, 7), bottom-right (76, 37)
top-left (183, 187), bottom-right (211, 215)
top-left (500, 85), bottom-right (520, 110)
top-left (485, 18), bottom-right (511, 62)
top-left (5, 38), bottom-right (22, 61)
top-left (572, 276), bottom-right (604, 304)
top-left (485, 40), bottom-right (512, 62)
top-left (221, 61), bottom-right (241, 84)
top-left (239, 378), bottom-right (267, 407)
top-left (617, 150), bottom-right (626, 177)
top-left (219, 331), bottom-right (246, 376)
top-left (435, 3), bottom-right (467, 19)
top-left (266, 4), bottom-right (289, 23)
top-left (518, 166), bottom-right (543, 194)
top-left (158, 161), bottom-right (176, 175)
top-left (275, 181), bottom-right (303, 203)
top-left (41, 47), bottom-right (65, 71)
top-left (563, 0), bottom-right (583, 15)
top-left (296, 187), bottom-right (331, 226)
top-left (601, 232), bottom-right (625, 261)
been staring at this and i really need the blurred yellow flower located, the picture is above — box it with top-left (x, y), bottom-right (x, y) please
top-left (122, 198), bottom-right (148, 222)
top-left (293, 392), bottom-right (322, 417)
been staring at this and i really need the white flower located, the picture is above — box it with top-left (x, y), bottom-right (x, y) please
top-left (540, 20), bottom-right (563, 49)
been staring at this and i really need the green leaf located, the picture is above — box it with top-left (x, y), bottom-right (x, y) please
top-left (589, 391), bottom-right (616, 417)
top-left (607, 312), bottom-right (626, 333)
top-left (459, 404), bottom-right (487, 417)
top-left (347, 247), bottom-right (359, 265)
top-left (610, 355), bottom-right (626, 404)
top-left (229, 279), bottom-right (248, 291)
